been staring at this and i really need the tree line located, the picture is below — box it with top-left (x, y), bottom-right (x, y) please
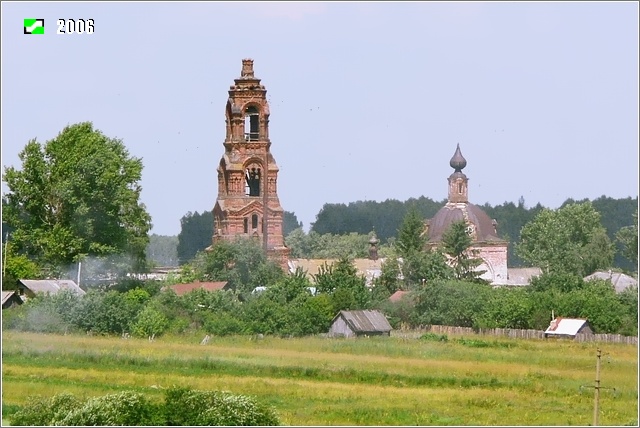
top-left (165, 195), bottom-right (637, 272)
top-left (5, 200), bottom-right (637, 339)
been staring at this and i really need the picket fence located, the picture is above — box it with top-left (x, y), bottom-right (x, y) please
top-left (392, 325), bottom-right (638, 345)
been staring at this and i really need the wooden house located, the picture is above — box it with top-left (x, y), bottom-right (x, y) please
top-left (328, 310), bottom-right (392, 338)
top-left (17, 279), bottom-right (85, 298)
top-left (2, 291), bottom-right (24, 309)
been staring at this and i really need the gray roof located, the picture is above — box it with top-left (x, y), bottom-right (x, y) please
top-left (2, 291), bottom-right (23, 305)
top-left (506, 267), bottom-right (542, 286)
top-left (19, 279), bottom-right (86, 296)
top-left (584, 271), bottom-right (638, 293)
top-left (334, 310), bottom-right (392, 333)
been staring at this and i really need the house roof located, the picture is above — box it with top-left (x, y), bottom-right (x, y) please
top-left (167, 281), bottom-right (229, 296)
top-left (19, 279), bottom-right (85, 296)
top-left (388, 290), bottom-right (410, 303)
top-left (333, 310), bottom-right (392, 333)
top-left (584, 271), bottom-right (638, 293)
top-left (2, 291), bottom-right (23, 305)
top-left (506, 267), bottom-right (542, 286)
top-left (544, 317), bottom-right (589, 336)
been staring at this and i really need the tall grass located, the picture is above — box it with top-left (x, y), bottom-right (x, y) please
top-left (2, 331), bottom-right (637, 425)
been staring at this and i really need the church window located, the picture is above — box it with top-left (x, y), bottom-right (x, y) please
top-left (245, 167), bottom-right (261, 196)
top-left (252, 214), bottom-right (259, 230)
top-left (244, 106), bottom-right (259, 141)
top-left (243, 218), bottom-right (248, 234)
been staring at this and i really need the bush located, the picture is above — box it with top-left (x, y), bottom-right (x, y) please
top-left (59, 391), bottom-right (164, 426)
top-left (163, 387), bottom-right (280, 426)
top-left (10, 392), bottom-right (82, 426)
top-left (419, 333), bottom-right (448, 342)
top-left (203, 312), bottom-right (248, 336)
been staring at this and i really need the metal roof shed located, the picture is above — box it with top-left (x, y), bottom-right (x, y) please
top-left (544, 317), bottom-right (593, 339)
top-left (328, 309), bottom-right (393, 338)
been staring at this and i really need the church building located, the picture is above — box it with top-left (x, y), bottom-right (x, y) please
top-left (424, 145), bottom-right (509, 284)
top-left (211, 59), bottom-right (290, 268)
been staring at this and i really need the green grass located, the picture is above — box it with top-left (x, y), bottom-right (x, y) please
top-left (2, 331), bottom-right (637, 425)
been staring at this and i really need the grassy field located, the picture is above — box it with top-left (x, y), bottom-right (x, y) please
top-left (2, 330), bottom-right (637, 426)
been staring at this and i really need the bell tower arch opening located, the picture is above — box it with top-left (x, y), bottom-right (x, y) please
top-left (244, 105), bottom-right (260, 141)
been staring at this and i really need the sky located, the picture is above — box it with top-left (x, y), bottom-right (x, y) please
top-left (2, 1), bottom-right (638, 237)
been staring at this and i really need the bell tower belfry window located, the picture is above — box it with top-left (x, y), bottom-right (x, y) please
top-left (244, 106), bottom-right (260, 141)
top-left (212, 59), bottom-right (290, 269)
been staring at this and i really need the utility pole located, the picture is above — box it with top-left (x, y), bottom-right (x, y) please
top-left (581, 349), bottom-right (616, 426)
top-left (593, 348), bottom-right (602, 426)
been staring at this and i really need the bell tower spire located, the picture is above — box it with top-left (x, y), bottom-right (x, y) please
top-left (448, 144), bottom-right (469, 203)
top-left (212, 59), bottom-right (290, 269)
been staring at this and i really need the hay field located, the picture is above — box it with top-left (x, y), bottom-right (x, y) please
top-left (2, 331), bottom-right (637, 425)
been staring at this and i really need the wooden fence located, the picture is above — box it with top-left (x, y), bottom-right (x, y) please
top-left (392, 325), bottom-right (638, 345)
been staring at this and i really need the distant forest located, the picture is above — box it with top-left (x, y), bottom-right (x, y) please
top-left (150, 195), bottom-right (637, 271)
top-left (309, 195), bottom-right (638, 270)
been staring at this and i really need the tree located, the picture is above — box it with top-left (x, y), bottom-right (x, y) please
top-left (2, 242), bottom-right (41, 290)
top-left (283, 211), bottom-right (303, 237)
top-left (146, 234), bottom-right (178, 267)
top-left (616, 209), bottom-right (638, 271)
top-left (187, 238), bottom-right (285, 294)
top-left (516, 201), bottom-right (614, 276)
top-left (2, 122), bottom-right (151, 273)
top-left (312, 256), bottom-right (370, 311)
top-left (395, 205), bottom-right (427, 258)
top-left (177, 211), bottom-right (214, 265)
top-left (440, 220), bottom-right (486, 282)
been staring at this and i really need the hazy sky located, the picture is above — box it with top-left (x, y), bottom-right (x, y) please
top-left (2, 2), bottom-right (638, 236)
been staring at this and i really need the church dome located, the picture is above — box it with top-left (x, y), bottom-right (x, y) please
top-left (426, 144), bottom-right (504, 244)
top-left (427, 202), bottom-right (502, 243)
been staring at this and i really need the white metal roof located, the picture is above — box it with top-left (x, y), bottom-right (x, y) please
top-left (544, 318), bottom-right (588, 336)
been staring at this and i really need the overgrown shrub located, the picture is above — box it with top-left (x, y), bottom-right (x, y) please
top-left (419, 332), bottom-right (448, 342)
top-left (59, 391), bottom-right (163, 426)
top-left (10, 392), bottom-right (82, 426)
top-left (11, 388), bottom-right (280, 426)
top-left (203, 312), bottom-right (248, 336)
top-left (163, 387), bottom-right (280, 426)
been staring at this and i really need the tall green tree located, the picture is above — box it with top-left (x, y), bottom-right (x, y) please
top-left (616, 209), bottom-right (638, 271)
top-left (186, 238), bottom-right (285, 295)
top-left (395, 205), bottom-right (426, 258)
top-left (312, 256), bottom-right (370, 311)
top-left (516, 201), bottom-right (614, 276)
top-left (146, 234), bottom-right (178, 267)
top-left (2, 122), bottom-right (151, 273)
top-left (177, 211), bottom-right (214, 265)
top-left (283, 211), bottom-right (303, 237)
top-left (441, 220), bottom-right (486, 282)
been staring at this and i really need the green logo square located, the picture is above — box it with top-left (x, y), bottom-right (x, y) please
top-left (24, 18), bottom-right (44, 34)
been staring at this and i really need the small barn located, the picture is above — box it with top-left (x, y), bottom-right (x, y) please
top-left (328, 309), bottom-right (393, 338)
top-left (544, 317), bottom-right (593, 339)
top-left (2, 291), bottom-right (24, 309)
top-left (18, 279), bottom-right (85, 298)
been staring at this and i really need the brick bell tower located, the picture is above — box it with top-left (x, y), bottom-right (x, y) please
top-left (212, 59), bottom-right (290, 269)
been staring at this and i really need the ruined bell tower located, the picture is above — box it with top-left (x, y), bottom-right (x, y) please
top-left (212, 59), bottom-right (290, 268)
